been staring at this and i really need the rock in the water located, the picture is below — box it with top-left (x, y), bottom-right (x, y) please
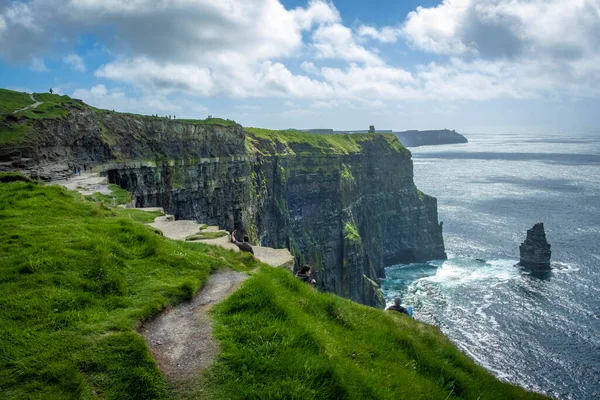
top-left (518, 223), bottom-right (551, 269)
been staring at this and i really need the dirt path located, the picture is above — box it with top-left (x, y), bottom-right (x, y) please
top-left (140, 269), bottom-right (248, 382)
top-left (50, 172), bottom-right (294, 387)
top-left (13, 94), bottom-right (42, 114)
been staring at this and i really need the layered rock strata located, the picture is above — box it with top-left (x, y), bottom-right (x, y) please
top-left (518, 223), bottom-right (552, 269)
top-left (1, 109), bottom-right (447, 307)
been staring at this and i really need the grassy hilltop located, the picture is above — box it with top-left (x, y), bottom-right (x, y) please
top-left (0, 174), bottom-right (547, 399)
top-left (0, 88), bottom-right (405, 160)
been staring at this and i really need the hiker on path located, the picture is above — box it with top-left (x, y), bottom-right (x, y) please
top-left (230, 230), bottom-right (254, 255)
top-left (386, 298), bottom-right (409, 315)
top-left (296, 265), bottom-right (316, 286)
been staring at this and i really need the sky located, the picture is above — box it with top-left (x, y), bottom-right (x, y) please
top-left (1, 0), bottom-right (599, 134)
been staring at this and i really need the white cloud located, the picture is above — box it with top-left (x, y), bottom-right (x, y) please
top-left (0, 0), bottom-right (336, 64)
top-left (4, 2), bottom-right (37, 31)
top-left (96, 58), bottom-right (213, 95)
top-left (402, 0), bottom-right (473, 55)
top-left (90, 84), bottom-right (107, 97)
top-left (63, 53), bottom-right (86, 72)
top-left (312, 23), bottom-right (383, 64)
top-left (253, 61), bottom-right (335, 98)
top-left (357, 25), bottom-right (401, 43)
top-left (2, 0), bottom-right (600, 105)
top-left (291, 0), bottom-right (340, 29)
top-left (402, 0), bottom-right (600, 60)
top-left (72, 85), bottom-right (208, 117)
top-left (29, 57), bottom-right (47, 71)
top-left (319, 64), bottom-right (416, 99)
top-left (300, 61), bottom-right (319, 74)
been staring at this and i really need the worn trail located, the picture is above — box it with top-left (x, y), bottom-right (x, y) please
top-left (12, 94), bottom-right (42, 114)
top-left (51, 173), bottom-right (294, 384)
top-left (140, 269), bottom-right (248, 381)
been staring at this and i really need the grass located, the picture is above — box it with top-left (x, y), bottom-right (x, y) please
top-left (175, 117), bottom-right (238, 127)
top-left (0, 89), bottom-right (34, 114)
top-left (245, 127), bottom-right (408, 156)
top-left (185, 231), bottom-right (228, 241)
top-left (343, 221), bottom-right (361, 243)
top-left (0, 180), bottom-right (549, 399)
top-left (0, 121), bottom-right (32, 144)
top-left (86, 184), bottom-right (133, 205)
top-left (194, 267), bottom-right (549, 400)
top-left (114, 209), bottom-right (165, 224)
top-left (0, 180), bottom-right (258, 399)
top-left (0, 172), bottom-right (32, 183)
top-left (0, 90), bottom-right (90, 144)
top-left (12, 92), bottom-right (89, 121)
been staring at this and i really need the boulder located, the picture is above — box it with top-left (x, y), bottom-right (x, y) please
top-left (518, 223), bottom-right (551, 269)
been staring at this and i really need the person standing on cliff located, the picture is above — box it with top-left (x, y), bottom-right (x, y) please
top-left (231, 230), bottom-right (254, 255)
top-left (386, 298), bottom-right (409, 316)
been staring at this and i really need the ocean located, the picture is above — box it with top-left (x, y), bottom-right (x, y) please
top-left (381, 132), bottom-right (600, 399)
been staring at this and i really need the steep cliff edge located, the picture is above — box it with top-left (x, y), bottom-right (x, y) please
top-left (0, 90), bottom-right (446, 306)
top-left (393, 129), bottom-right (468, 147)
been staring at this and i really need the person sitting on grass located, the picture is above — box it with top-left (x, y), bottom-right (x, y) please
top-left (230, 230), bottom-right (254, 255)
top-left (386, 298), bottom-right (409, 315)
top-left (296, 265), bottom-right (316, 286)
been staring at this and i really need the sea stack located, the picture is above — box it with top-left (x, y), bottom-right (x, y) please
top-left (518, 223), bottom-right (551, 269)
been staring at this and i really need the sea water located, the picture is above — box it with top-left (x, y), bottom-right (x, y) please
top-left (381, 132), bottom-right (600, 399)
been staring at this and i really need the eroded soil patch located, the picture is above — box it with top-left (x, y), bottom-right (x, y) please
top-left (140, 269), bottom-right (248, 382)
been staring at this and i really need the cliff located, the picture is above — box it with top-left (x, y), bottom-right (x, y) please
top-left (0, 178), bottom-right (545, 399)
top-left (393, 129), bottom-right (468, 147)
top-left (0, 89), bottom-right (446, 307)
top-left (519, 223), bottom-right (551, 269)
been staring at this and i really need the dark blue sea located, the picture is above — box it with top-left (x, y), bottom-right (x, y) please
top-left (382, 132), bottom-right (600, 399)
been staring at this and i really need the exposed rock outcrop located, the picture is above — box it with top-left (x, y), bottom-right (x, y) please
top-left (393, 129), bottom-right (468, 147)
top-left (0, 107), bottom-right (446, 307)
top-left (518, 223), bottom-right (551, 269)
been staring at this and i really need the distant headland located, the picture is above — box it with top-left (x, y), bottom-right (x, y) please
top-left (303, 128), bottom-right (468, 147)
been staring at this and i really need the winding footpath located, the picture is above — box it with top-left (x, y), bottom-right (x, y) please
top-left (52, 172), bottom-right (295, 383)
top-left (141, 269), bottom-right (248, 383)
top-left (12, 94), bottom-right (42, 114)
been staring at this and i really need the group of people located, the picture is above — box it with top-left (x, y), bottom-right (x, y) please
top-left (229, 231), bottom-right (409, 316)
top-left (73, 164), bottom-right (93, 176)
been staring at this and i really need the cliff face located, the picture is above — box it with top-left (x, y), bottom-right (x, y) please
top-left (393, 129), bottom-right (468, 147)
top-left (1, 107), bottom-right (446, 307)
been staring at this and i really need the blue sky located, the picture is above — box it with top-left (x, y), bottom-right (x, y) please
top-left (1, 0), bottom-right (599, 134)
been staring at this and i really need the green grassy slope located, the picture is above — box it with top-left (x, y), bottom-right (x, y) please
top-left (0, 89), bottom-right (34, 114)
top-left (196, 267), bottom-right (548, 400)
top-left (245, 127), bottom-right (408, 156)
top-left (0, 176), bottom-right (258, 399)
top-left (0, 88), bottom-right (238, 145)
top-left (0, 177), bottom-right (548, 400)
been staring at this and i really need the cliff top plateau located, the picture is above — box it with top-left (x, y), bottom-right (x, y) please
top-left (1, 88), bottom-right (407, 176)
top-left (302, 127), bottom-right (468, 147)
